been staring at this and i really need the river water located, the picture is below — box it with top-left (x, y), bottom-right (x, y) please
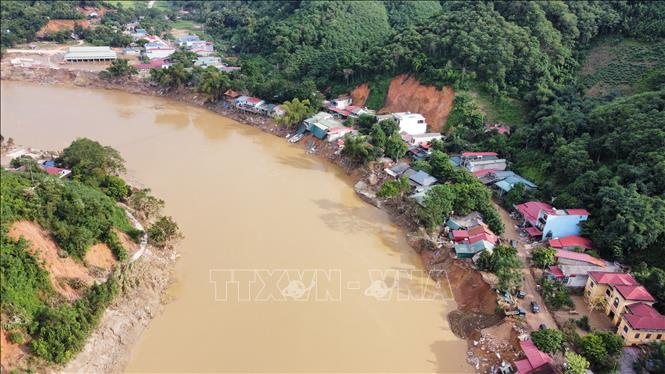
top-left (1, 81), bottom-right (469, 373)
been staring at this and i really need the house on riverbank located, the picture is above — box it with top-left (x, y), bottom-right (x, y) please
top-left (64, 46), bottom-right (117, 62)
top-left (515, 201), bottom-right (589, 240)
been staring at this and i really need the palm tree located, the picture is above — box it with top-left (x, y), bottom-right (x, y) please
top-left (276, 98), bottom-right (312, 128)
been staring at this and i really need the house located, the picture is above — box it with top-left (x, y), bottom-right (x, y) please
top-left (326, 126), bottom-right (355, 142)
top-left (408, 145), bottom-right (430, 161)
top-left (64, 46), bottom-right (117, 62)
top-left (392, 112), bottom-right (427, 135)
top-left (513, 339), bottom-right (555, 374)
top-left (408, 170), bottom-right (437, 188)
top-left (406, 133), bottom-right (443, 146)
top-left (176, 34), bottom-right (200, 47)
top-left (329, 96), bottom-right (352, 110)
top-left (548, 249), bottom-right (620, 287)
top-left (617, 303), bottom-right (665, 345)
top-left (446, 212), bottom-right (484, 230)
top-left (385, 162), bottom-right (411, 178)
top-left (123, 47), bottom-right (141, 56)
top-left (44, 167), bottom-right (72, 179)
top-left (463, 158), bottom-right (507, 173)
top-left (194, 56), bottom-right (223, 68)
top-left (235, 96), bottom-right (265, 111)
top-left (515, 201), bottom-right (589, 239)
top-left (478, 170), bottom-right (516, 185)
top-left (135, 58), bottom-right (170, 70)
top-left (145, 47), bottom-right (176, 60)
top-left (584, 272), bottom-right (654, 325)
top-left (189, 40), bottom-right (214, 55)
top-left (409, 186), bottom-right (432, 207)
top-left (223, 90), bottom-right (241, 101)
top-left (450, 223), bottom-right (498, 245)
top-left (303, 112), bottom-right (344, 140)
top-left (548, 235), bottom-right (594, 251)
top-left (494, 175), bottom-right (537, 194)
top-left (455, 240), bottom-right (495, 259)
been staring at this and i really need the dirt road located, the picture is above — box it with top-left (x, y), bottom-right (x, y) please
top-left (493, 202), bottom-right (558, 331)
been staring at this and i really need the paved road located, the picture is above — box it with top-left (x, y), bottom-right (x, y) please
top-left (493, 202), bottom-right (558, 330)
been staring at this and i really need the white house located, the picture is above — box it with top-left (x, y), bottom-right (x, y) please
top-left (392, 112), bottom-right (427, 135)
top-left (408, 132), bottom-right (443, 145)
top-left (464, 158), bottom-right (507, 172)
top-left (145, 48), bottom-right (176, 59)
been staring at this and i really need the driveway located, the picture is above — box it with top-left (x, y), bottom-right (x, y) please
top-left (493, 202), bottom-right (558, 330)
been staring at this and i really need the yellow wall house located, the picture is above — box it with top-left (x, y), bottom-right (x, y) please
top-left (617, 303), bottom-right (665, 345)
top-left (585, 272), bottom-right (665, 345)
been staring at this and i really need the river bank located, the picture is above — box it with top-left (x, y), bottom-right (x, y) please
top-left (1, 64), bottom-right (513, 372)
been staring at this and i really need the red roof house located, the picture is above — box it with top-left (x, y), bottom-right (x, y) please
top-left (548, 235), bottom-right (594, 250)
top-left (462, 152), bottom-right (498, 157)
top-left (514, 339), bottom-right (555, 374)
top-left (515, 201), bottom-right (555, 227)
top-left (615, 285), bottom-right (655, 302)
top-left (555, 249), bottom-right (606, 267)
top-left (623, 303), bottom-right (665, 331)
top-left (589, 272), bottom-right (639, 286)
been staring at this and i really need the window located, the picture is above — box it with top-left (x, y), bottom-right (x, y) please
top-left (586, 290), bottom-right (591, 296)
top-left (590, 281), bottom-right (595, 288)
top-left (624, 326), bottom-right (629, 333)
top-left (646, 334), bottom-right (652, 339)
top-left (614, 297), bottom-right (620, 307)
top-left (635, 333), bottom-right (640, 338)
top-left (606, 289), bottom-right (612, 297)
top-left (657, 334), bottom-right (662, 340)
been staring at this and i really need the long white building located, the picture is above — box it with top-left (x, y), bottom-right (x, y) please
top-left (64, 46), bottom-right (117, 62)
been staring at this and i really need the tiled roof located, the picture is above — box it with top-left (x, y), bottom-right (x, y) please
top-left (565, 209), bottom-right (590, 216)
top-left (515, 339), bottom-right (554, 374)
top-left (548, 235), bottom-right (594, 250)
top-left (615, 285), bottom-right (655, 302)
top-left (555, 249), bottom-right (606, 267)
top-left (515, 201), bottom-right (554, 226)
top-left (589, 272), bottom-right (639, 286)
top-left (624, 303), bottom-right (665, 330)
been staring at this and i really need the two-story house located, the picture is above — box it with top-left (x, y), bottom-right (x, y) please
top-left (584, 272), bottom-right (654, 325)
top-left (617, 302), bottom-right (665, 345)
top-left (515, 201), bottom-right (589, 240)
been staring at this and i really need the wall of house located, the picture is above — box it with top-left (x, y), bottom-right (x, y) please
top-left (618, 318), bottom-right (665, 345)
top-left (541, 214), bottom-right (587, 238)
top-left (398, 119), bottom-right (427, 135)
top-left (584, 277), bottom-right (608, 301)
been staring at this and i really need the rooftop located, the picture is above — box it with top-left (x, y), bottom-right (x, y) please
top-left (514, 339), bottom-right (554, 374)
top-left (615, 285), bottom-right (655, 302)
top-left (548, 235), bottom-right (594, 250)
top-left (624, 303), bottom-right (665, 330)
top-left (515, 201), bottom-right (555, 226)
top-left (555, 249), bottom-right (606, 267)
top-left (462, 152), bottom-right (498, 157)
top-left (589, 272), bottom-right (638, 286)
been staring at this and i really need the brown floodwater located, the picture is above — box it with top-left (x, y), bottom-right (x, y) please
top-left (1, 81), bottom-right (469, 373)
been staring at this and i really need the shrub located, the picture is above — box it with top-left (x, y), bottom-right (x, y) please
top-left (531, 328), bottom-right (565, 353)
top-left (575, 316), bottom-right (591, 331)
top-left (540, 278), bottom-right (574, 310)
top-left (8, 331), bottom-right (24, 345)
top-left (148, 216), bottom-right (183, 248)
top-left (532, 247), bottom-right (556, 268)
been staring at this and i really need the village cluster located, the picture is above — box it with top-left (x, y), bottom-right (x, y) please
top-left (59, 22), bottom-right (238, 74)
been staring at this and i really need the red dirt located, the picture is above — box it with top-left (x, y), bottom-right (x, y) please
top-left (350, 83), bottom-right (370, 106)
top-left (84, 243), bottom-right (116, 271)
top-left (116, 229), bottom-right (139, 256)
top-left (377, 74), bottom-right (455, 133)
top-left (36, 20), bottom-right (91, 38)
top-left (0, 328), bottom-right (26, 373)
top-left (8, 221), bottom-right (94, 300)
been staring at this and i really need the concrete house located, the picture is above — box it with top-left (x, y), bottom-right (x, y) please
top-left (408, 170), bottom-right (437, 188)
top-left (617, 303), bottom-right (665, 345)
top-left (406, 132), bottom-right (443, 146)
top-left (464, 158), bottom-right (507, 173)
top-left (455, 240), bottom-right (494, 259)
top-left (176, 34), bottom-right (200, 47)
top-left (515, 201), bottom-right (589, 239)
top-left (392, 112), bottom-right (427, 135)
top-left (548, 249), bottom-right (620, 287)
top-left (303, 112), bottom-right (344, 140)
top-left (584, 272), bottom-right (655, 326)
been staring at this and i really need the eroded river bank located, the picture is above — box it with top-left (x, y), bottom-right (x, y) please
top-left (0, 79), bottom-right (487, 373)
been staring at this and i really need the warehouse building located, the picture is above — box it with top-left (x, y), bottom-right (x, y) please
top-left (64, 46), bottom-right (117, 62)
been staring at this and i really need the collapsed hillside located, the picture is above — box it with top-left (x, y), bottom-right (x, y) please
top-left (351, 74), bottom-right (455, 133)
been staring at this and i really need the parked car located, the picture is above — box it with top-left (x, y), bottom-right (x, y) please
top-left (516, 290), bottom-right (526, 299)
top-left (539, 324), bottom-right (547, 330)
top-left (510, 240), bottom-right (518, 248)
top-left (531, 301), bottom-right (540, 313)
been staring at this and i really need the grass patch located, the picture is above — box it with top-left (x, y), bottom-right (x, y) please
top-left (170, 20), bottom-right (202, 31)
top-left (365, 76), bottom-right (392, 110)
top-left (472, 84), bottom-right (528, 125)
top-left (580, 35), bottom-right (665, 97)
top-left (106, 0), bottom-right (136, 8)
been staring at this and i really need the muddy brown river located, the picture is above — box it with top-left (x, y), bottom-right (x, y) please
top-left (1, 81), bottom-right (469, 373)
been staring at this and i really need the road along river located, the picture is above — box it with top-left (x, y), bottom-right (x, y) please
top-left (1, 81), bottom-right (470, 373)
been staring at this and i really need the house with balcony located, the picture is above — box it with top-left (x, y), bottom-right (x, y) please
top-left (617, 302), bottom-right (665, 345)
top-left (584, 271), bottom-right (655, 326)
top-left (515, 201), bottom-right (589, 239)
